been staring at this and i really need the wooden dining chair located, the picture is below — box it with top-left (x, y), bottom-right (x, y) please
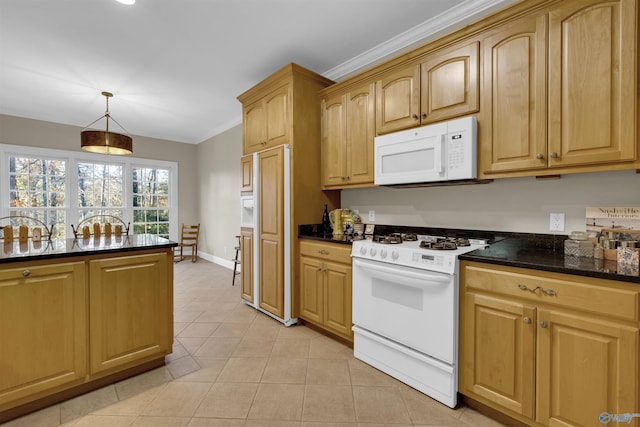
top-left (174, 224), bottom-right (200, 262)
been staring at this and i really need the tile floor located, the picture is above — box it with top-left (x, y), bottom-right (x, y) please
top-left (3, 259), bottom-right (506, 427)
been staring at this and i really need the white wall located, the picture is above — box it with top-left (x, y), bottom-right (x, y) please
top-left (341, 170), bottom-right (640, 235)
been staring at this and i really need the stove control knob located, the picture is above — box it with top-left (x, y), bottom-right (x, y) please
top-left (359, 246), bottom-right (367, 255)
top-left (369, 248), bottom-right (377, 256)
top-left (392, 250), bottom-right (399, 260)
top-left (380, 248), bottom-right (387, 258)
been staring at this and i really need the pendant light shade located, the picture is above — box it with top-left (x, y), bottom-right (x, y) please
top-left (81, 91), bottom-right (133, 155)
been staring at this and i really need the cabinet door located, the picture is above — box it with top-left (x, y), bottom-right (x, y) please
top-left (323, 260), bottom-right (353, 340)
top-left (89, 253), bottom-right (170, 376)
top-left (299, 256), bottom-right (324, 324)
top-left (536, 309), bottom-right (639, 426)
top-left (375, 64), bottom-right (421, 134)
top-left (461, 293), bottom-right (536, 418)
top-left (481, 14), bottom-right (548, 174)
top-left (243, 99), bottom-right (266, 154)
top-left (0, 262), bottom-right (86, 407)
top-left (346, 82), bottom-right (375, 186)
top-left (241, 229), bottom-right (254, 303)
top-left (264, 83), bottom-right (291, 149)
top-left (258, 147), bottom-right (284, 318)
top-left (321, 94), bottom-right (348, 187)
top-left (548, 0), bottom-right (637, 167)
top-left (421, 41), bottom-right (479, 124)
top-left (240, 154), bottom-right (253, 192)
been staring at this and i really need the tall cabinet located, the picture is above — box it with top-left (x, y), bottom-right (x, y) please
top-left (237, 63), bottom-right (339, 323)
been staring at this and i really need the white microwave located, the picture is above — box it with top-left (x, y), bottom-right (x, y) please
top-left (374, 116), bottom-right (478, 186)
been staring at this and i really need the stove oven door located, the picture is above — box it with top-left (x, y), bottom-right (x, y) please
top-left (352, 257), bottom-right (456, 364)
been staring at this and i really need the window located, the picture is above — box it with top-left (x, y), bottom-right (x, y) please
top-left (0, 144), bottom-right (178, 241)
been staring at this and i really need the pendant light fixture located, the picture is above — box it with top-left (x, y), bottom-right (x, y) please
top-left (81, 91), bottom-right (133, 155)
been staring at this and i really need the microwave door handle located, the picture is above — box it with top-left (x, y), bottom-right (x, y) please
top-left (440, 134), bottom-right (446, 176)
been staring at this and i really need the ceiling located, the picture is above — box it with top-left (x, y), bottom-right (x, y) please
top-left (0, 0), bottom-right (516, 144)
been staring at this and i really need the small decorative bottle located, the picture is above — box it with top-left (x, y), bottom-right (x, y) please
top-left (322, 204), bottom-right (331, 235)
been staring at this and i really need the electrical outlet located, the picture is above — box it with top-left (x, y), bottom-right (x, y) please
top-left (549, 213), bottom-right (565, 232)
top-left (368, 210), bottom-right (375, 222)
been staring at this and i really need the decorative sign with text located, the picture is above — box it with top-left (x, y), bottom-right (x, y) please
top-left (586, 207), bottom-right (640, 232)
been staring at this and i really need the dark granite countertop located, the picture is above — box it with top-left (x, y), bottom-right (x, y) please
top-left (298, 224), bottom-right (362, 245)
top-left (460, 236), bottom-right (640, 284)
top-left (0, 234), bottom-right (177, 264)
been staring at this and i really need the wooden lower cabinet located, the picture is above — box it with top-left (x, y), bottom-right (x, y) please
top-left (0, 262), bottom-right (87, 409)
top-left (89, 252), bottom-right (171, 376)
top-left (460, 261), bottom-right (640, 427)
top-left (299, 240), bottom-right (352, 341)
top-left (240, 228), bottom-right (254, 303)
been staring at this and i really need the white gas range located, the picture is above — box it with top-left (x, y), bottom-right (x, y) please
top-left (351, 233), bottom-right (488, 408)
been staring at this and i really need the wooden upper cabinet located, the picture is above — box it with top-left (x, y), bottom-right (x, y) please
top-left (480, 14), bottom-right (548, 174)
top-left (240, 154), bottom-right (253, 192)
top-left (548, 0), bottom-right (636, 167)
top-left (241, 82), bottom-right (291, 154)
top-left (375, 39), bottom-right (480, 135)
top-left (375, 64), bottom-right (421, 134)
top-left (421, 41), bottom-right (480, 124)
top-left (321, 82), bottom-right (375, 189)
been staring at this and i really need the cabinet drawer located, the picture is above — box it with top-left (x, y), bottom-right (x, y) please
top-left (299, 240), bottom-right (352, 264)
top-left (462, 262), bottom-right (640, 322)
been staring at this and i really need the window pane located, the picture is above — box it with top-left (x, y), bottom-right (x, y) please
top-left (132, 166), bottom-right (171, 239)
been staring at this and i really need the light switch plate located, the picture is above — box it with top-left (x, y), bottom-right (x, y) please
top-left (549, 213), bottom-right (565, 232)
top-left (368, 210), bottom-right (375, 222)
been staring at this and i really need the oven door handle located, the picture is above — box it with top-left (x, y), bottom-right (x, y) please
top-left (353, 258), bottom-right (452, 284)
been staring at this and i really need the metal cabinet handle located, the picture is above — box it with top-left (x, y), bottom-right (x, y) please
top-left (523, 317), bottom-right (532, 324)
top-left (550, 152), bottom-right (558, 158)
top-left (539, 320), bottom-right (548, 328)
top-left (22, 270), bottom-right (31, 277)
top-left (536, 153), bottom-right (544, 160)
top-left (421, 112), bottom-right (427, 119)
top-left (412, 114), bottom-right (419, 120)
top-left (542, 288), bottom-right (557, 296)
top-left (317, 250), bottom-right (329, 255)
top-left (518, 284), bottom-right (539, 293)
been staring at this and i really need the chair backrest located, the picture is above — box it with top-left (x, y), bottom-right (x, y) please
top-left (181, 224), bottom-right (200, 244)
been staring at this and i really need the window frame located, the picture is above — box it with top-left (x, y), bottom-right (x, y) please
top-left (0, 143), bottom-right (179, 241)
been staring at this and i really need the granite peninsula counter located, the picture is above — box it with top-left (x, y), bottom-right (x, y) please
top-left (0, 235), bottom-right (177, 423)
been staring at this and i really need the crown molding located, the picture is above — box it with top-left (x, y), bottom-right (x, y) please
top-left (323, 0), bottom-right (519, 81)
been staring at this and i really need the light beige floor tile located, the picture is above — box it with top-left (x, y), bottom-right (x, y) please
top-left (166, 355), bottom-right (201, 379)
top-left (1, 404), bottom-right (60, 427)
top-left (60, 385), bottom-right (119, 423)
top-left (175, 357), bottom-right (227, 382)
top-left (243, 321), bottom-right (281, 340)
top-left (177, 336), bottom-right (207, 355)
top-left (216, 357), bottom-right (267, 382)
top-left (459, 407), bottom-right (508, 427)
top-left (308, 336), bottom-right (353, 360)
top-left (142, 382), bottom-right (211, 417)
top-left (246, 421), bottom-right (301, 427)
top-left (114, 367), bottom-right (172, 401)
top-left (93, 385), bottom-right (163, 416)
top-left (177, 322), bottom-right (221, 338)
top-left (247, 383), bottom-right (304, 420)
top-left (231, 337), bottom-right (275, 357)
top-left (347, 359), bottom-right (400, 387)
top-left (261, 357), bottom-right (308, 384)
top-left (399, 387), bottom-right (465, 426)
top-left (306, 359), bottom-right (351, 385)
top-left (211, 322), bottom-right (250, 338)
top-left (352, 385), bottom-right (411, 424)
top-left (277, 324), bottom-right (322, 340)
top-left (70, 415), bottom-right (137, 426)
top-left (223, 306), bottom-right (258, 323)
top-left (187, 418), bottom-right (245, 427)
top-left (174, 310), bottom-right (204, 323)
top-left (193, 310), bottom-right (227, 323)
top-left (131, 416), bottom-right (190, 426)
top-left (271, 338), bottom-right (311, 358)
top-left (302, 385), bottom-right (356, 423)
top-left (301, 423), bottom-right (356, 427)
top-left (166, 342), bottom-right (190, 361)
top-left (174, 322), bottom-right (190, 336)
top-left (194, 337), bottom-right (241, 358)
top-left (193, 382), bottom-right (258, 418)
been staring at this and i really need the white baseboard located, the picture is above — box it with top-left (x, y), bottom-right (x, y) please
top-left (197, 251), bottom-right (239, 271)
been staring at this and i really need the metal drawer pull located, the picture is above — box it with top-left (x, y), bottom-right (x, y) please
top-left (22, 270), bottom-right (31, 277)
top-left (317, 250), bottom-right (329, 255)
top-left (518, 284), bottom-right (540, 293)
top-left (541, 288), bottom-right (557, 296)
top-left (539, 320), bottom-right (548, 328)
top-left (523, 317), bottom-right (532, 324)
